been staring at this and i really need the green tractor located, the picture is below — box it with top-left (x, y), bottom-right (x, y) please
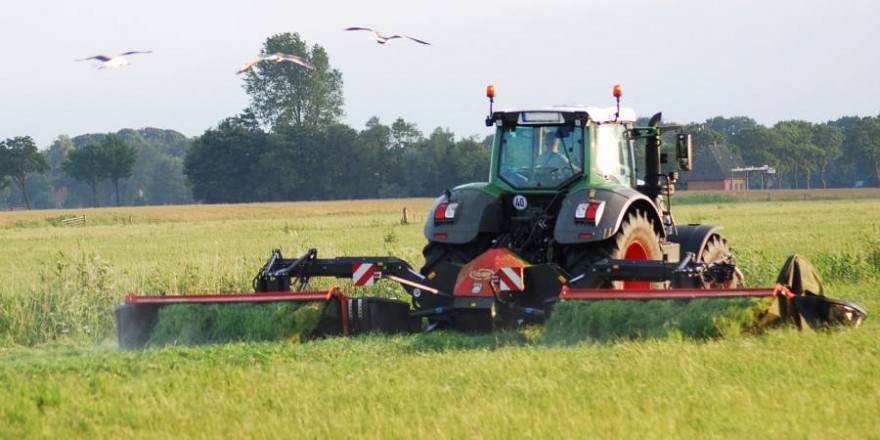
top-left (422, 84), bottom-right (739, 290)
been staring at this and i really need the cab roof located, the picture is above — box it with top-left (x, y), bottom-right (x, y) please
top-left (491, 106), bottom-right (637, 124)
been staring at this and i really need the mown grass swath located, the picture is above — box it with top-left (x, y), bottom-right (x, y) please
top-left (543, 297), bottom-right (770, 344)
top-left (147, 302), bottom-right (326, 346)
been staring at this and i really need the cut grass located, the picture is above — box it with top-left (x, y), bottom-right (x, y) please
top-left (543, 298), bottom-right (769, 344)
top-left (143, 298), bottom-right (771, 349)
top-left (148, 302), bottom-right (326, 347)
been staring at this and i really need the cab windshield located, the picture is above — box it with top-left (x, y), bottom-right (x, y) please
top-left (498, 125), bottom-right (584, 189)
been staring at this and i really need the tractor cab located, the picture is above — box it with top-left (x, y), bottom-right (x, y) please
top-left (487, 107), bottom-right (638, 192)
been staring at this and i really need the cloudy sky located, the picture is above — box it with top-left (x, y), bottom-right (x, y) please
top-left (1, 0), bottom-right (878, 147)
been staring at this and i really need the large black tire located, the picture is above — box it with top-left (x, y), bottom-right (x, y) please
top-left (420, 235), bottom-right (490, 274)
top-left (563, 210), bottom-right (663, 289)
top-left (699, 235), bottom-right (745, 288)
top-left (419, 236), bottom-right (491, 331)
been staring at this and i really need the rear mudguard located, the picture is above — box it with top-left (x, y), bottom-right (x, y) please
top-left (667, 224), bottom-right (723, 261)
top-left (554, 187), bottom-right (664, 245)
top-left (424, 188), bottom-right (502, 244)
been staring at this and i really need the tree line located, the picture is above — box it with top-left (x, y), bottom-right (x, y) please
top-left (0, 134), bottom-right (137, 209)
top-left (1, 129), bottom-right (192, 210)
top-left (184, 112), bottom-right (489, 203)
top-left (2, 31), bottom-right (878, 210)
top-left (664, 115), bottom-right (880, 189)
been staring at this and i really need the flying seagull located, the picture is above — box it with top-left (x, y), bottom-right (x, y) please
top-left (344, 27), bottom-right (431, 45)
top-left (75, 51), bottom-right (152, 69)
top-left (236, 53), bottom-right (315, 74)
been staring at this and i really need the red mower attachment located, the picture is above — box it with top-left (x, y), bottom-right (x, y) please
top-left (116, 288), bottom-right (414, 350)
top-left (558, 255), bottom-right (867, 330)
top-left (115, 249), bottom-right (867, 349)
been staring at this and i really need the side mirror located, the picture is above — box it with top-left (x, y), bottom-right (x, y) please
top-left (676, 134), bottom-right (692, 171)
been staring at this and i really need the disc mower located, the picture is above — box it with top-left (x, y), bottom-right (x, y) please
top-left (115, 85), bottom-right (867, 349)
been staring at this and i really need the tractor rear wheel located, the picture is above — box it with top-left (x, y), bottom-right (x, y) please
top-left (699, 235), bottom-right (745, 288)
top-left (419, 236), bottom-right (491, 331)
top-left (420, 235), bottom-right (491, 274)
top-left (564, 210), bottom-right (663, 289)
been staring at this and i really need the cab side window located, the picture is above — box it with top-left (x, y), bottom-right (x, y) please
top-left (593, 123), bottom-right (632, 185)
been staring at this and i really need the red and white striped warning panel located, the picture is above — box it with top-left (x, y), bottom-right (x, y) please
top-left (352, 263), bottom-right (376, 286)
top-left (498, 266), bottom-right (525, 291)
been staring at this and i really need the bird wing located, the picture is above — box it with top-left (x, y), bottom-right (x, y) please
top-left (402, 35), bottom-right (431, 45)
top-left (76, 55), bottom-right (111, 62)
top-left (236, 57), bottom-right (263, 74)
top-left (119, 50), bottom-right (153, 56)
top-left (346, 27), bottom-right (385, 39)
top-left (278, 54), bottom-right (315, 70)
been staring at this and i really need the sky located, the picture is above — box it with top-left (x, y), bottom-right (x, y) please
top-left (1, 0), bottom-right (879, 147)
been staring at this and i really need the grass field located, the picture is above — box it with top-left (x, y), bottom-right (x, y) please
top-left (1, 194), bottom-right (878, 438)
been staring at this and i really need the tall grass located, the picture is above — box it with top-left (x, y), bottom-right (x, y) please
top-left (0, 251), bottom-right (118, 346)
top-left (811, 232), bottom-right (880, 283)
top-left (733, 233), bottom-right (880, 286)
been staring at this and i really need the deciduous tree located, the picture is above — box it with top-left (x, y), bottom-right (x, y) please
top-left (845, 116), bottom-right (880, 187)
top-left (242, 33), bottom-right (344, 131)
top-left (774, 121), bottom-right (817, 188)
top-left (62, 142), bottom-right (106, 207)
top-left (390, 118), bottom-right (423, 150)
top-left (706, 116), bottom-right (759, 139)
top-left (102, 135), bottom-right (137, 206)
top-left (184, 113), bottom-right (268, 203)
top-left (811, 124), bottom-right (843, 189)
top-left (0, 136), bottom-right (49, 209)
top-left (733, 127), bottom-right (785, 188)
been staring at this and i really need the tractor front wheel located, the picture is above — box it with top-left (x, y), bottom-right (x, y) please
top-left (699, 235), bottom-right (745, 288)
top-left (609, 211), bottom-right (663, 289)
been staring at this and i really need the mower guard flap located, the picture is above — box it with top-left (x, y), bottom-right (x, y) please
top-left (766, 254), bottom-right (867, 329)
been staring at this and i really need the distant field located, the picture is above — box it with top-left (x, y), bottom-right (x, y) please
top-left (0, 196), bottom-right (878, 438)
top-left (675, 187), bottom-right (880, 204)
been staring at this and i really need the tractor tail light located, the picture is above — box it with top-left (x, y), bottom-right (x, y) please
top-left (575, 201), bottom-right (605, 224)
top-left (434, 202), bottom-right (458, 221)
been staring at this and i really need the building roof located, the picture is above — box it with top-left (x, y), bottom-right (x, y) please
top-left (685, 143), bottom-right (745, 181)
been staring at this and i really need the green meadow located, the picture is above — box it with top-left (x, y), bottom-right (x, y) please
top-left (1, 194), bottom-right (878, 438)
